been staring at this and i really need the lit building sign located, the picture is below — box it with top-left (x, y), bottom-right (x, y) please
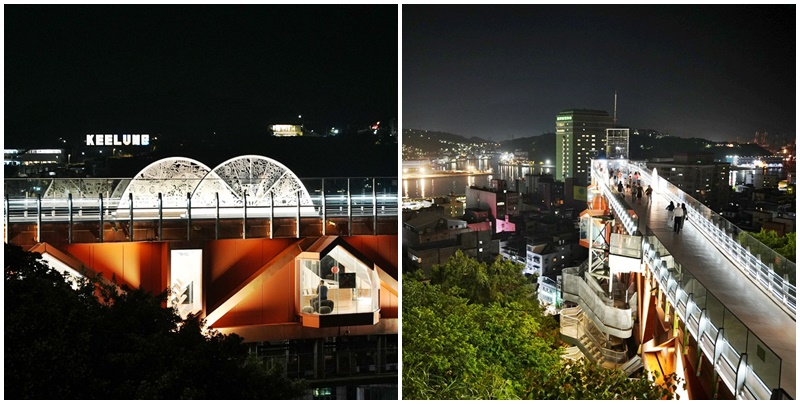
top-left (85, 134), bottom-right (150, 146)
top-left (556, 116), bottom-right (572, 121)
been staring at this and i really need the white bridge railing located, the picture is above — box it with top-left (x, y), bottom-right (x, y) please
top-left (628, 161), bottom-right (795, 316)
top-left (591, 159), bottom-right (788, 399)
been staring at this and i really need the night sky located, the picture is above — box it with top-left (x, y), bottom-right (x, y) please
top-left (5, 5), bottom-right (398, 148)
top-left (403, 5), bottom-right (796, 143)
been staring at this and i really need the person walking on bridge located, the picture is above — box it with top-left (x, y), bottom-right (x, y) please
top-left (636, 184), bottom-right (643, 204)
top-left (645, 185), bottom-right (653, 205)
top-left (666, 201), bottom-right (675, 228)
top-left (673, 203), bottom-right (685, 234)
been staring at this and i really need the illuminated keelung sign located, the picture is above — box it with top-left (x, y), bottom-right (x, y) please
top-left (85, 134), bottom-right (150, 146)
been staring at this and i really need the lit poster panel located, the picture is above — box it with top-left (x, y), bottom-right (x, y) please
top-left (170, 249), bottom-right (203, 318)
top-left (609, 254), bottom-right (643, 274)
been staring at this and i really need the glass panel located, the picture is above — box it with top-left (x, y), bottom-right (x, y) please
top-left (722, 309), bottom-right (748, 354)
top-left (298, 258), bottom-right (321, 313)
top-left (746, 331), bottom-right (781, 392)
top-left (705, 293), bottom-right (725, 327)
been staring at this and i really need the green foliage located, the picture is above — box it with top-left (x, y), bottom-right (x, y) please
top-left (403, 251), bottom-right (680, 400)
top-left (429, 250), bottom-right (538, 308)
top-left (530, 360), bottom-right (681, 400)
top-left (4, 243), bottom-right (307, 400)
top-left (403, 280), bottom-right (559, 399)
top-left (739, 229), bottom-right (796, 262)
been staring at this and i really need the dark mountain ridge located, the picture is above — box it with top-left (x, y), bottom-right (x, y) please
top-left (404, 128), bottom-right (773, 162)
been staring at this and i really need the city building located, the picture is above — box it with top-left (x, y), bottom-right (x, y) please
top-left (464, 179), bottom-right (519, 233)
top-left (646, 152), bottom-right (731, 211)
top-left (271, 124), bottom-right (304, 137)
top-left (524, 239), bottom-right (580, 279)
top-left (402, 211), bottom-right (496, 275)
top-left (523, 173), bottom-right (565, 211)
top-left (555, 109), bottom-right (613, 184)
top-left (432, 194), bottom-right (465, 218)
top-left (499, 235), bottom-right (527, 267)
top-left (4, 148), bottom-right (66, 176)
top-left (4, 148), bottom-right (65, 165)
top-left (402, 159), bottom-right (431, 174)
top-left (536, 275), bottom-right (563, 310)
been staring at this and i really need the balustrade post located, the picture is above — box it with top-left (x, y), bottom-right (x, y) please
top-left (321, 180), bottom-right (327, 236)
top-left (215, 192), bottom-right (219, 240)
top-left (296, 190), bottom-right (301, 238)
top-left (756, 253), bottom-right (764, 282)
top-left (68, 193), bottom-right (73, 244)
top-left (128, 193), bottom-right (134, 242)
top-left (36, 194), bottom-right (42, 243)
top-left (98, 193), bottom-right (104, 243)
top-left (157, 192), bottom-right (163, 241)
top-left (186, 192), bottom-right (192, 241)
top-left (372, 177), bottom-right (377, 235)
top-left (243, 193), bottom-right (247, 239)
top-left (269, 191), bottom-right (274, 239)
top-left (4, 194), bottom-right (9, 244)
top-left (347, 178), bottom-right (352, 236)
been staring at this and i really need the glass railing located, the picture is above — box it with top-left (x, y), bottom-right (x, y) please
top-left (590, 164), bottom-right (637, 234)
top-left (4, 177), bottom-right (398, 243)
top-left (627, 161), bottom-right (795, 313)
top-left (642, 226), bottom-right (782, 399)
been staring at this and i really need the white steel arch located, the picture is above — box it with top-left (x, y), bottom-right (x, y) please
top-left (191, 155), bottom-right (313, 209)
top-left (117, 157), bottom-right (212, 210)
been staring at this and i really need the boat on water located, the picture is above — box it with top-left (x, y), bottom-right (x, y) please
top-left (401, 199), bottom-right (433, 210)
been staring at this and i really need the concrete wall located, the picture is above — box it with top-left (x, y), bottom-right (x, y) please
top-left (562, 272), bottom-right (633, 338)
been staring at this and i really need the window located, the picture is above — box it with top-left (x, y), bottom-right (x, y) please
top-left (297, 246), bottom-right (379, 317)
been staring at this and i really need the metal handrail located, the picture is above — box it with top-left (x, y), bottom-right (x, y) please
top-left (640, 226), bottom-right (783, 397)
top-left (560, 307), bottom-right (628, 365)
top-left (627, 161), bottom-right (795, 313)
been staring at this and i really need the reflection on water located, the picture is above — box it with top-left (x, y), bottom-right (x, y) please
top-left (403, 174), bottom-right (491, 199)
top-left (497, 163), bottom-right (554, 186)
top-left (435, 157), bottom-right (494, 172)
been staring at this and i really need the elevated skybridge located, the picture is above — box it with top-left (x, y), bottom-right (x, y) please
top-left (4, 156), bottom-right (398, 246)
top-left (589, 159), bottom-right (795, 399)
top-left (5, 177), bottom-right (398, 245)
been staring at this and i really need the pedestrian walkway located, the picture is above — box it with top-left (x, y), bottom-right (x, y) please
top-left (625, 188), bottom-right (795, 398)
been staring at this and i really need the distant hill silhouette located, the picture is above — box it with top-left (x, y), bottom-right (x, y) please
top-left (403, 129), bottom-right (493, 148)
top-left (404, 128), bottom-right (773, 162)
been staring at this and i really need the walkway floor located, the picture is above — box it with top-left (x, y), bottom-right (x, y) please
top-left (622, 189), bottom-right (795, 399)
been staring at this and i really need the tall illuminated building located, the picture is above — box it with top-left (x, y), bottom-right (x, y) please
top-left (555, 109), bottom-right (613, 184)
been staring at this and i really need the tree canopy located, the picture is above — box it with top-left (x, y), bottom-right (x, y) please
top-left (740, 228), bottom-right (796, 263)
top-left (402, 250), bottom-right (680, 399)
top-left (4, 243), bottom-right (307, 400)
